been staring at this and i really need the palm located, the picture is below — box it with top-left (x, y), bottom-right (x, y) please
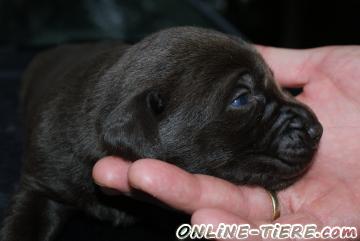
top-left (280, 47), bottom-right (360, 227)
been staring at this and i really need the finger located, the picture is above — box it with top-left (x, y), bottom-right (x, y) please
top-left (191, 208), bottom-right (262, 241)
top-left (255, 45), bottom-right (315, 88)
top-left (92, 156), bottom-right (131, 193)
top-left (128, 159), bottom-right (280, 221)
top-left (192, 208), bottom-right (247, 225)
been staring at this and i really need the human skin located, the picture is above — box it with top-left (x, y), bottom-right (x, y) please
top-left (92, 46), bottom-right (360, 240)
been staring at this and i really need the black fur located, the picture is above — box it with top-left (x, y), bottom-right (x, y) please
top-left (0, 27), bottom-right (322, 241)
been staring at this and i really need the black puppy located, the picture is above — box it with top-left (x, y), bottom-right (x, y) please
top-left (0, 27), bottom-right (322, 241)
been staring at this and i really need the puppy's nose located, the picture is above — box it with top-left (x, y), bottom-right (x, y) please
top-left (307, 124), bottom-right (323, 142)
top-left (289, 116), bottom-right (322, 142)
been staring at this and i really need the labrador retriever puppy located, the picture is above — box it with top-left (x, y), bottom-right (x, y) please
top-left (0, 27), bottom-right (322, 241)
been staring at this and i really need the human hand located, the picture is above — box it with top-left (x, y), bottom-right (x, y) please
top-left (93, 46), bottom-right (360, 240)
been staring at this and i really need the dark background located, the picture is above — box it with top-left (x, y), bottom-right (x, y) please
top-left (0, 0), bottom-right (359, 240)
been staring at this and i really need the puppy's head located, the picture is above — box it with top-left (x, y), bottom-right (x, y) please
top-left (100, 27), bottom-right (322, 190)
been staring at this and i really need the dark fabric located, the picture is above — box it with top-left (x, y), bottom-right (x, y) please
top-left (0, 49), bottom-right (29, 221)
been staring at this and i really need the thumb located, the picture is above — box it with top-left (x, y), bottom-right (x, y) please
top-left (255, 45), bottom-right (317, 88)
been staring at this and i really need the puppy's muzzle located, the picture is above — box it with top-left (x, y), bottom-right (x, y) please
top-left (281, 105), bottom-right (322, 143)
top-left (275, 104), bottom-right (323, 165)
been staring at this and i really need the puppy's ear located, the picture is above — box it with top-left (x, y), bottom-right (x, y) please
top-left (100, 90), bottom-right (164, 160)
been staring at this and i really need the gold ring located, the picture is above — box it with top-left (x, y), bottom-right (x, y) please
top-left (267, 190), bottom-right (280, 221)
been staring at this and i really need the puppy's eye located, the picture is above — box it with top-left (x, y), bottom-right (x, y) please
top-left (231, 93), bottom-right (250, 108)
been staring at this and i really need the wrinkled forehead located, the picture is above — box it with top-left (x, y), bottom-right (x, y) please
top-left (171, 41), bottom-right (272, 92)
top-left (127, 27), bottom-right (270, 75)
top-left (162, 46), bottom-right (268, 112)
top-left (119, 28), bottom-right (274, 97)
